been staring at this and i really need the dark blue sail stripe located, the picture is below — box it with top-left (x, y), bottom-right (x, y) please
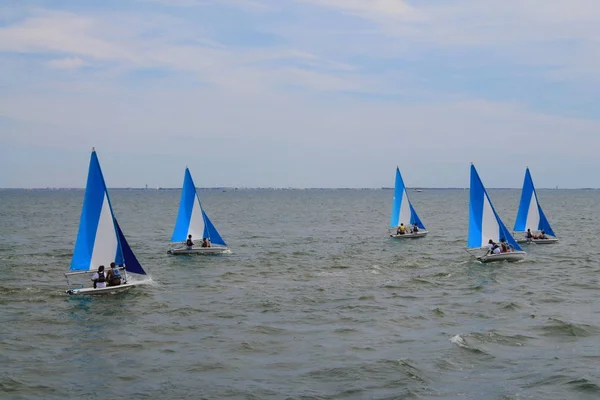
top-left (203, 210), bottom-right (227, 246)
top-left (408, 203), bottom-right (426, 229)
top-left (116, 220), bottom-right (146, 275)
top-left (537, 206), bottom-right (555, 237)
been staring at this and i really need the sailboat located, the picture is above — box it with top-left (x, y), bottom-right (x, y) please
top-left (389, 167), bottom-right (428, 239)
top-left (513, 168), bottom-right (558, 244)
top-left (167, 168), bottom-right (230, 255)
top-left (64, 149), bottom-right (148, 295)
top-left (467, 164), bottom-right (526, 262)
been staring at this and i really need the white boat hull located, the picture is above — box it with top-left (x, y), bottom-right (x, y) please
top-left (477, 251), bottom-right (526, 263)
top-left (390, 230), bottom-right (428, 239)
top-left (516, 238), bottom-right (559, 244)
top-left (66, 282), bottom-right (138, 296)
top-left (167, 246), bottom-right (230, 255)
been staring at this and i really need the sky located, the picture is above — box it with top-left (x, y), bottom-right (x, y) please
top-left (1, 0), bottom-right (599, 188)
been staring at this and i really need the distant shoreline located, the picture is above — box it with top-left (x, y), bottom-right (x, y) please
top-left (0, 187), bottom-right (595, 191)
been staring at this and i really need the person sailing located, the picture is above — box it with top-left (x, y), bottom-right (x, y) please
top-left (92, 265), bottom-right (107, 289)
top-left (106, 262), bottom-right (122, 286)
top-left (526, 228), bottom-right (533, 241)
top-left (499, 238), bottom-right (510, 253)
top-left (397, 223), bottom-right (407, 235)
top-left (186, 234), bottom-right (194, 249)
top-left (411, 222), bottom-right (419, 234)
top-left (487, 239), bottom-right (501, 255)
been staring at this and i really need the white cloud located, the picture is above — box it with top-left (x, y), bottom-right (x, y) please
top-left (290, 0), bottom-right (600, 82)
top-left (0, 1), bottom-right (599, 187)
top-left (2, 79), bottom-right (599, 187)
top-left (141, 0), bottom-right (270, 11)
top-left (299, 0), bottom-right (422, 21)
top-left (0, 9), bottom-right (360, 93)
top-left (46, 57), bottom-right (87, 70)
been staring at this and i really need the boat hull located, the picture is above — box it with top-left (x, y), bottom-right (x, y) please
top-left (477, 251), bottom-right (526, 263)
top-left (516, 238), bottom-right (558, 244)
top-left (167, 246), bottom-right (230, 255)
top-left (66, 282), bottom-right (138, 296)
top-left (390, 231), bottom-right (428, 239)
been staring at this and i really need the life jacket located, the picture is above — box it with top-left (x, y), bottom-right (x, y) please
top-left (97, 271), bottom-right (106, 283)
top-left (186, 239), bottom-right (193, 246)
top-left (112, 268), bottom-right (121, 278)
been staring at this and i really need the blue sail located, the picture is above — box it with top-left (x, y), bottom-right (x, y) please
top-left (468, 164), bottom-right (522, 251)
top-left (408, 203), bottom-right (426, 229)
top-left (203, 211), bottom-right (227, 246)
top-left (70, 149), bottom-right (145, 274)
top-left (171, 168), bottom-right (198, 242)
top-left (171, 168), bottom-right (228, 246)
top-left (115, 220), bottom-right (146, 275)
top-left (514, 168), bottom-right (555, 237)
top-left (390, 167), bottom-right (426, 229)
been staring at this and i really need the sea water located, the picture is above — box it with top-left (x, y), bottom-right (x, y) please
top-left (1, 188), bottom-right (599, 399)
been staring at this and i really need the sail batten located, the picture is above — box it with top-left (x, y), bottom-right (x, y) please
top-left (468, 164), bottom-right (522, 251)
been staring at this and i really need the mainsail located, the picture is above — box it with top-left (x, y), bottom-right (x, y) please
top-left (513, 168), bottom-right (555, 237)
top-left (468, 164), bottom-right (522, 251)
top-left (70, 149), bottom-right (146, 275)
top-left (171, 168), bottom-right (227, 247)
top-left (389, 167), bottom-right (426, 230)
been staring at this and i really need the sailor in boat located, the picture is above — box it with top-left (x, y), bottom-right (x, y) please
top-left (202, 238), bottom-right (211, 248)
top-left (186, 234), bottom-right (194, 249)
top-left (526, 229), bottom-right (533, 241)
top-left (499, 238), bottom-right (514, 253)
top-left (397, 223), bottom-right (407, 235)
top-left (531, 229), bottom-right (547, 240)
top-left (106, 262), bottom-right (122, 286)
top-left (92, 265), bottom-right (107, 289)
top-left (411, 223), bottom-right (419, 234)
top-left (487, 239), bottom-right (501, 255)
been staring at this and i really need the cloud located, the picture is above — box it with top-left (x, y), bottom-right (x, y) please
top-left (299, 0), bottom-right (421, 21)
top-left (0, 1), bottom-right (599, 188)
top-left (0, 11), bottom-right (133, 61)
top-left (141, 0), bottom-right (270, 10)
top-left (46, 57), bottom-right (87, 70)
top-left (0, 9), bottom-right (360, 94)
top-left (284, 0), bottom-right (600, 83)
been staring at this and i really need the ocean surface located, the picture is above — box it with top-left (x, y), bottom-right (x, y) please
top-left (1, 188), bottom-right (600, 399)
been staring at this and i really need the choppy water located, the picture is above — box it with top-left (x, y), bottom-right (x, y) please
top-left (1, 188), bottom-right (600, 399)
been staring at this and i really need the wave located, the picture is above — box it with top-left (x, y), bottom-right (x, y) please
top-left (537, 318), bottom-right (600, 337)
top-left (449, 334), bottom-right (489, 354)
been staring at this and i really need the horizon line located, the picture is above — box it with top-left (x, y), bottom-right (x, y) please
top-left (0, 186), bottom-right (594, 190)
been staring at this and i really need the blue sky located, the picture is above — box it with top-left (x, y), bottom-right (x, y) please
top-left (1, 0), bottom-right (599, 188)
